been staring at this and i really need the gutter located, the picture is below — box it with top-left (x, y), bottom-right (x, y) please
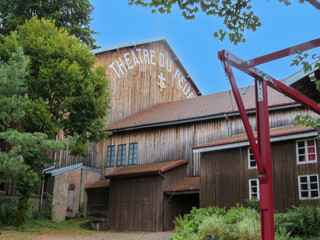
top-left (40, 134), bottom-right (58, 205)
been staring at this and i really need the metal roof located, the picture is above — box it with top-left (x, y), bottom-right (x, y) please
top-left (86, 180), bottom-right (110, 190)
top-left (285, 60), bottom-right (320, 103)
top-left (104, 85), bottom-right (296, 132)
top-left (165, 177), bottom-right (200, 193)
top-left (193, 125), bottom-right (318, 153)
top-left (92, 37), bottom-right (201, 95)
top-left (105, 159), bottom-right (189, 179)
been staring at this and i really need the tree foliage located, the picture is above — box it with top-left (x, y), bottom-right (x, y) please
top-left (0, 47), bottom-right (70, 226)
top-left (0, 0), bottom-right (97, 48)
top-left (0, 17), bottom-right (111, 154)
top-left (129, 0), bottom-right (320, 44)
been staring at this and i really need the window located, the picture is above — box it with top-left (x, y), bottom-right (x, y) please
top-left (106, 145), bottom-right (115, 167)
top-left (296, 139), bottom-right (317, 164)
top-left (249, 179), bottom-right (259, 200)
top-left (298, 175), bottom-right (319, 200)
top-left (117, 144), bottom-right (126, 166)
top-left (128, 143), bottom-right (138, 165)
top-left (248, 148), bottom-right (257, 169)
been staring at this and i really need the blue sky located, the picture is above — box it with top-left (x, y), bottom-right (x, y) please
top-left (90, 1), bottom-right (319, 95)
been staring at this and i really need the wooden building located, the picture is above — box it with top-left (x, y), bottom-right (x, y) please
top-left (22, 37), bottom-right (318, 229)
top-left (195, 125), bottom-right (320, 211)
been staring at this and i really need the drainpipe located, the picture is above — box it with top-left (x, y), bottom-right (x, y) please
top-left (224, 113), bottom-right (232, 137)
top-left (40, 134), bottom-right (58, 206)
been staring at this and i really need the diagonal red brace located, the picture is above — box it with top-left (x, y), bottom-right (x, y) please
top-left (221, 59), bottom-right (266, 176)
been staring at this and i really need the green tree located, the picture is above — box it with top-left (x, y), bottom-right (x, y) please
top-left (0, 47), bottom-right (69, 226)
top-left (0, 0), bottom-right (97, 48)
top-left (0, 17), bottom-right (111, 154)
top-left (129, 0), bottom-right (320, 44)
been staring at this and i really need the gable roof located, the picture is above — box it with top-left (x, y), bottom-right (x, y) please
top-left (92, 37), bottom-right (201, 95)
top-left (104, 85), bottom-right (296, 132)
top-left (193, 124), bottom-right (318, 153)
top-left (105, 159), bottom-right (189, 179)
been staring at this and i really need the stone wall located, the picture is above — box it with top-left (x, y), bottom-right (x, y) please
top-left (52, 167), bottom-right (100, 221)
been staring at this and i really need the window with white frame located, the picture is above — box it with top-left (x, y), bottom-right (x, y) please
top-left (298, 175), bottom-right (320, 200)
top-left (296, 139), bottom-right (317, 164)
top-left (106, 145), bottom-right (115, 167)
top-left (248, 147), bottom-right (257, 169)
top-left (128, 143), bottom-right (138, 165)
top-left (117, 144), bottom-right (126, 166)
top-left (249, 179), bottom-right (259, 200)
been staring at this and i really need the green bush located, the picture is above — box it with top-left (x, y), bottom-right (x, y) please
top-left (0, 197), bottom-right (17, 226)
top-left (245, 198), bottom-right (260, 212)
top-left (275, 205), bottom-right (320, 238)
top-left (172, 205), bottom-right (320, 240)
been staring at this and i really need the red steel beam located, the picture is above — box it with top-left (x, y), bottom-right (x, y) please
top-left (218, 50), bottom-right (320, 115)
top-left (245, 38), bottom-right (320, 67)
top-left (255, 79), bottom-right (275, 240)
top-left (218, 38), bottom-right (320, 240)
top-left (220, 59), bottom-right (265, 176)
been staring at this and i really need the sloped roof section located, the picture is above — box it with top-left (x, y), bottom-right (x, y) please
top-left (104, 85), bottom-right (295, 132)
top-left (165, 177), bottom-right (200, 193)
top-left (193, 124), bottom-right (317, 152)
top-left (86, 180), bottom-right (110, 190)
top-left (106, 159), bottom-right (189, 179)
top-left (92, 37), bottom-right (201, 95)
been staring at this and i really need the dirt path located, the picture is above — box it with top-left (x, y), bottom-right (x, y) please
top-left (0, 231), bottom-right (175, 240)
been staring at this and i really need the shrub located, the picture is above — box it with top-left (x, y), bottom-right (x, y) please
top-left (0, 197), bottom-right (17, 226)
top-left (245, 198), bottom-right (260, 212)
top-left (198, 214), bottom-right (225, 239)
top-left (275, 205), bottom-right (320, 238)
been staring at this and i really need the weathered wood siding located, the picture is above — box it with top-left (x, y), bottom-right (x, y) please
top-left (108, 164), bottom-right (187, 232)
top-left (200, 139), bottom-right (320, 211)
top-left (55, 143), bottom-right (100, 169)
top-left (99, 107), bottom-right (318, 178)
top-left (95, 41), bottom-right (200, 125)
top-left (86, 188), bottom-right (109, 217)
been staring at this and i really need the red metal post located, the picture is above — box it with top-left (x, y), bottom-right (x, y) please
top-left (220, 59), bottom-right (265, 176)
top-left (218, 38), bottom-right (320, 240)
top-left (255, 78), bottom-right (275, 240)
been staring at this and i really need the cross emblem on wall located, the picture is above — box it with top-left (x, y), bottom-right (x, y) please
top-left (157, 72), bottom-right (166, 93)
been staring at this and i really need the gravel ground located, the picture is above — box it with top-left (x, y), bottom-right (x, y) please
top-left (0, 231), bottom-right (175, 240)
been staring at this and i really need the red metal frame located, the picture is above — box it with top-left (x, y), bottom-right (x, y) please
top-left (218, 38), bottom-right (320, 240)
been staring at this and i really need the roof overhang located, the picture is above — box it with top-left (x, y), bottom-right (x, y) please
top-left (105, 103), bottom-right (300, 133)
top-left (45, 163), bottom-right (100, 177)
top-left (106, 159), bottom-right (189, 179)
top-left (285, 60), bottom-right (320, 103)
top-left (193, 130), bottom-right (318, 154)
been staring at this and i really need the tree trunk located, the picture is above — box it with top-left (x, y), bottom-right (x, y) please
top-left (15, 196), bottom-right (29, 226)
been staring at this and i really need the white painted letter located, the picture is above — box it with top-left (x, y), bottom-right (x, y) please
top-left (136, 48), bottom-right (143, 63)
top-left (183, 84), bottom-right (190, 96)
top-left (159, 53), bottom-right (165, 68)
top-left (187, 92), bottom-right (195, 99)
top-left (115, 57), bottom-right (127, 75)
top-left (124, 52), bottom-right (133, 70)
top-left (109, 62), bottom-right (120, 78)
top-left (166, 58), bottom-right (172, 72)
top-left (150, 50), bottom-right (156, 65)
top-left (143, 49), bottom-right (150, 64)
top-left (174, 68), bottom-right (181, 79)
top-left (179, 76), bottom-right (185, 89)
top-left (131, 50), bottom-right (140, 66)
